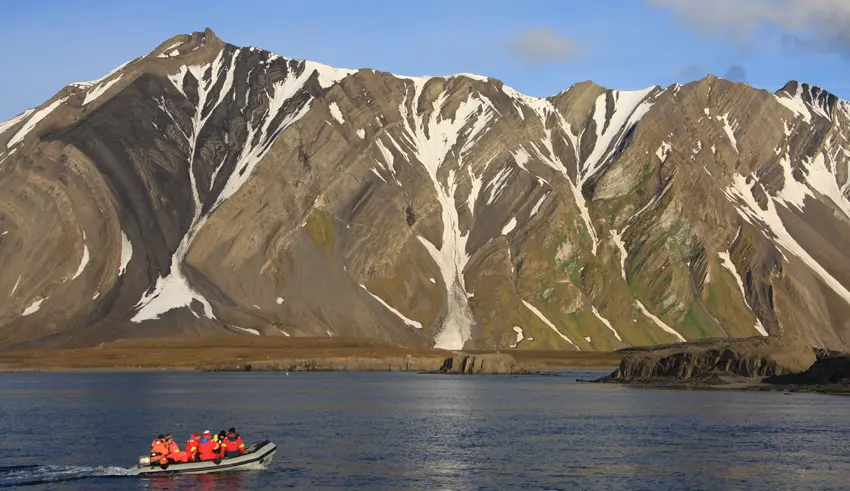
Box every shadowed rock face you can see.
[2,28,850,350]
[600,337,817,382]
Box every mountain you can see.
[1,28,850,351]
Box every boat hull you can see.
[134,440,276,476]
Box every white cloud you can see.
[507,28,581,63]
[649,0,850,53]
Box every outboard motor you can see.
[138,456,151,467]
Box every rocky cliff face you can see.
[2,28,850,350]
[599,337,817,382]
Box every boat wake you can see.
[0,464,135,487]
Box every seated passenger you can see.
[220,427,246,458]
[150,434,169,465]
[164,433,188,463]
[197,430,219,461]
[185,432,201,462]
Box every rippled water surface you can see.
[1,371,849,490]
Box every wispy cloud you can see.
[506,28,581,63]
[648,0,850,54]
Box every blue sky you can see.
[2,0,850,120]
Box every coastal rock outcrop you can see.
[764,353,850,386]
[439,353,522,374]
[598,337,816,382]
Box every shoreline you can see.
[0,336,623,373]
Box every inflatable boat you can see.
[133,440,276,476]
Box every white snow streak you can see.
[231,326,261,336]
[635,300,686,342]
[118,230,133,276]
[71,243,90,281]
[7,97,68,148]
[396,79,497,349]
[774,84,813,123]
[510,326,524,348]
[530,193,548,217]
[10,274,21,296]
[0,109,34,138]
[718,251,748,307]
[591,305,622,341]
[328,102,345,124]
[83,75,123,106]
[356,128,366,139]
[22,298,46,316]
[501,217,517,235]
[611,229,628,280]
[522,300,579,350]
[724,173,850,305]
[360,284,423,329]
[276,297,285,305]
[754,318,769,336]
[718,113,739,152]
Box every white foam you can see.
[522,300,579,350]
[360,284,423,329]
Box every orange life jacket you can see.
[150,439,168,456]
[221,433,245,456]
[197,435,218,461]
[185,437,199,460]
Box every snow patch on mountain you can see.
[501,217,517,235]
[395,78,497,349]
[718,251,748,307]
[361,284,422,329]
[329,102,345,124]
[7,97,68,148]
[118,230,133,276]
[22,298,46,316]
[726,173,850,305]
[0,109,34,138]
[10,274,21,297]
[71,241,90,281]
[83,75,123,106]
[510,326,524,347]
[591,305,622,341]
[635,300,686,342]
[522,300,579,350]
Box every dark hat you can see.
[229,427,236,434]
[157,434,165,439]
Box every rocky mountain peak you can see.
[1,32,850,352]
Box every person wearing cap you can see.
[163,433,188,463]
[197,430,219,461]
[185,432,201,462]
[220,427,246,458]
[150,434,169,465]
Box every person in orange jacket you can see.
[150,435,169,465]
[163,433,188,463]
[185,432,201,462]
[220,427,246,458]
[197,430,219,461]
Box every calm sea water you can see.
[0,371,848,490]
